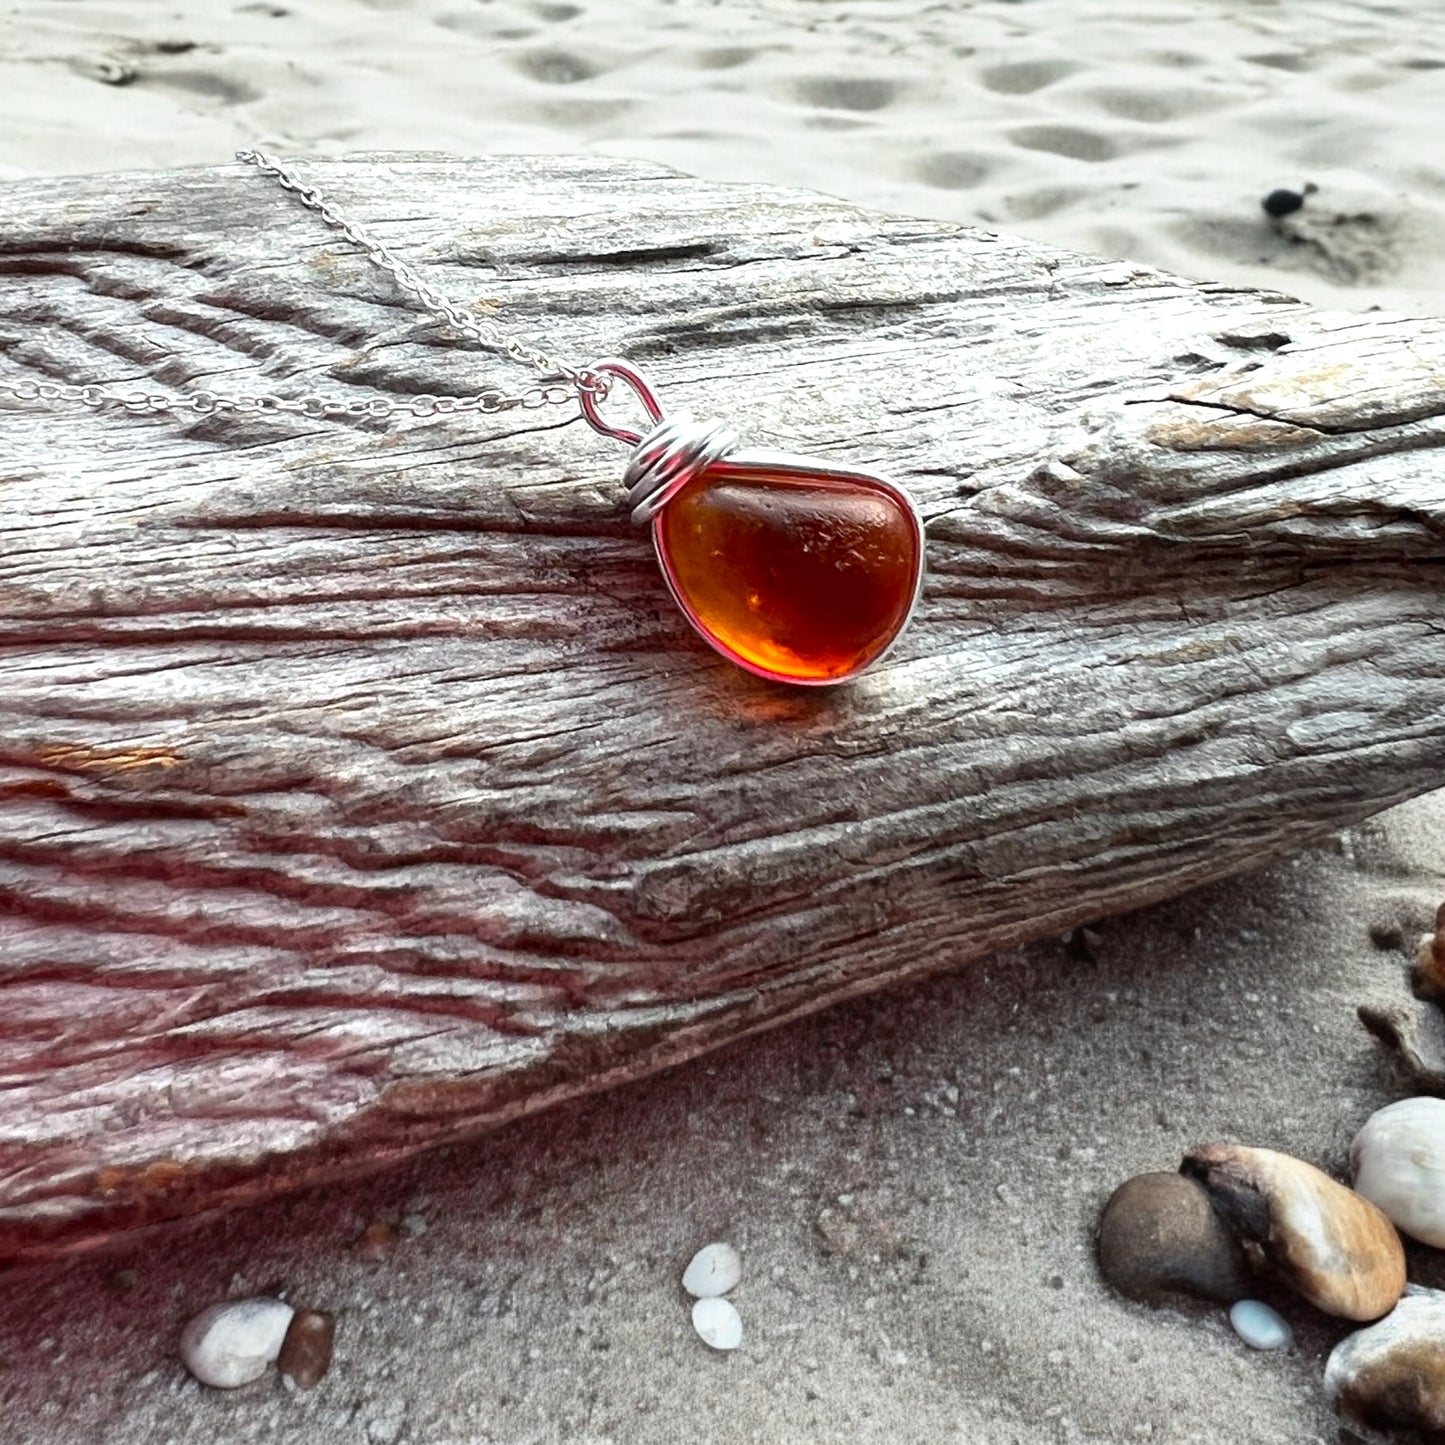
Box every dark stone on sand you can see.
[1263,188,1307,219]
[277,1309,335,1389]
[1097,1171,1248,1305]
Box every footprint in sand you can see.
[435,10,534,41]
[531,96,635,126]
[510,47,607,83]
[1005,183,1088,221]
[804,114,870,132]
[1170,192,1405,289]
[144,68,262,106]
[977,58,1079,95]
[794,76,899,112]
[1277,207,1404,285]
[73,44,261,103]
[692,46,757,71]
[913,152,994,190]
[1245,52,1313,72]
[1082,85,1234,123]
[1008,125,1117,162]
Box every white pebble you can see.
[691,1296,743,1351]
[1351,1097,1445,1248]
[179,1297,295,1388]
[1229,1299,1293,1351]
[682,1242,742,1298]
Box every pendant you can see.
[580,360,924,686]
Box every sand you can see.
[2,2,1444,1441]
[7,0,1445,316]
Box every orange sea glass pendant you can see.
[580,360,924,686]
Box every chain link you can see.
[0,378,574,418]
[0,150,609,421]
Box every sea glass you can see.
[653,459,922,684]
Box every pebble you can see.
[682,1242,742,1299]
[1261,181,1317,219]
[1413,902,1445,1001]
[691,1296,743,1351]
[1351,1096,1445,1248]
[1229,1299,1293,1351]
[1096,1172,1247,1305]
[277,1309,335,1389]
[1325,1287,1445,1443]
[82,56,139,86]
[1182,1144,1405,1321]
[366,1404,407,1445]
[179,1297,294,1388]
[356,1220,399,1262]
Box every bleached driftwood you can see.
[0,155,1442,1265]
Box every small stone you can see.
[1350,1097,1445,1248]
[277,1309,334,1389]
[88,56,138,86]
[1096,1172,1247,1306]
[683,1242,742,1298]
[814,1208,861,1258]
[179,1297,294,1388]
[1230,1299,1293,1351]
[1326,1287,1445,1443]
[692,1296,743,1352]
[1262,188,1307,219]
[1260,184,1317,218]
[1413,901,1445,1002]
[356,1220,399,1262]
[366,1404,406,1445]
[1183,1144,1406,1321]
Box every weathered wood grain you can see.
[0,154,1442,1264]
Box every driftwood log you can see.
[1,155,1443,1266]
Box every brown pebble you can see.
[277,1309,334,1389]
[1182,1144,1406,1321]
[1414,902,1445,1002]
[1096,1171,1247,1306]
[1326,1288,1445,1443]
[356,1220,398,1262]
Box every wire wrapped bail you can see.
[624,414,738,525]
[579,358,738,526]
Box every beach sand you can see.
[2,2,1444,1441]
[7,0,1445,316]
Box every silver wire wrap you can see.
[577,358,739,526]
[624,414,739,526]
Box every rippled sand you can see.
[5,0,1445,314]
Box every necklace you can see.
[0,151,925,686]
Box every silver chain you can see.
[0,149,609,420]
